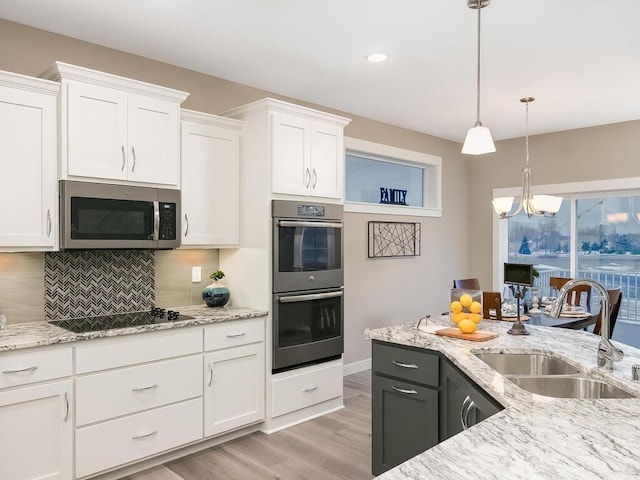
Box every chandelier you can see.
[492,97,563,218]
[461,0,495,155]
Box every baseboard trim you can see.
[343,358,371,376]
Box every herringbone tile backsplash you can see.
[44,250,155,321]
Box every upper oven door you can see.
[273,218,343,293]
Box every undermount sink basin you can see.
[474,353,581,376]
[510,376,636,399]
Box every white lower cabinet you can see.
[204,343,265,437]
[75,398,202,478]
[0,379,73,480]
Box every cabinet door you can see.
[67,81,128,180]
[271,112,310,196]
[0,86,56,248]
[203,343,265,437]
[0,380,72,480]
[128,95,180,185]
[372,374,439,476]
[309,122,344,199]
[181,121,240,245]
[441,360,503,441]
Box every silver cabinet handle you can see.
[226,332,246,338]
[312,168,317,188]
[302,385,318,392]
[64,392,70,422]
[305,168,311,188]
[2,365,39,374]
[461,395,475,430]
[121,145,126,171]
[132,430,158,440]
[184,214,189,237]
[392,360,419,369]
[46,209,51,237]
[132,384,158,392]
[391,385,418,395]
[207,363,213,387]
[131,146,136,172]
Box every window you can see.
[495,177,640,348]
[344,137,442,217]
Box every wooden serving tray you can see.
[436,327,499,342]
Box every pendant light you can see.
[492,97,563,218]
[461,0,496,155]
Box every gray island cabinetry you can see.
[372,340,503,476]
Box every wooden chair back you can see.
[453,278,481,290]
[549,276,592,307]
[483,291,502,320]
[593,288,622,337]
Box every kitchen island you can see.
[368,316,640,480]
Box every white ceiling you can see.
[1,0,638,142]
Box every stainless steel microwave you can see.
[59,180,181,250]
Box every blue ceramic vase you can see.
[202,281,230,307]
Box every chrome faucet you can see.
[548,278,624,370]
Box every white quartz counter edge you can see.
[368,316,640,480]
[0,305,268,352]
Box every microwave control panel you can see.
[159,202,177,240]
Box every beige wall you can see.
[0,19,472,366]
[469,120,640,288]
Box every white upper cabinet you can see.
[46,62,188,187]
[181,110,243,247]
[224,98,350,202]
[0,70,58,250]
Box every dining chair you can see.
[482,291,502,320]
[593,288,622,337]
[549,277,592,307]
[453,278,481,290]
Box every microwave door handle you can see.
[153,201,160,241]
[278,221,343,229]
[279,290,344,303]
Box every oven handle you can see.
[278,220,343,229]
[279,290,344,303]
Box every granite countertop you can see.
[0,305,268,352]
[368,316,640,480]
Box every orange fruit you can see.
[450,301,463,313]
[451,312,467,324]
[459,293,473,307]
[469,301,482,314]
[458,319,478,334]
[468,313,482,324]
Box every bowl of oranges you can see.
[450,289,482,334]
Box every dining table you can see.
[522,310,598,330]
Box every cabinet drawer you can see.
[76,398,203,478]
[204,317,264,351]
[372,341,439,387]
[76,355,202,426]
[76,328,202,374]
[0,347,72,389]
[272,361,342,418]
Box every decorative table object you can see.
[202,270,230,307]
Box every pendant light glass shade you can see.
[462,125,496,155]
[462,0,495,155]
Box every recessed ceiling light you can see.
[365,53,389,63]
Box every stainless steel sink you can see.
[510,376,636,399]
[474,353,581,376]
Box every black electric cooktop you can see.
[50,308,194,334]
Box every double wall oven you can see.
[272,200,344,373]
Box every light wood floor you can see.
[126,370,372,480]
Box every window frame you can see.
[344,137,442,217]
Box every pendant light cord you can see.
[475,4,482,126]
[525,99,530,167]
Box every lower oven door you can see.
[272,287,344,373]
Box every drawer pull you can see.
[392,360,419,369]
[391,385,418,395]
[132,430,158,440]
[132,384,158,392]
[2,365,39,374]
[208,363,213,387]
[226,332,246,338]
[302,385,318,393]
[64,392,70,422]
